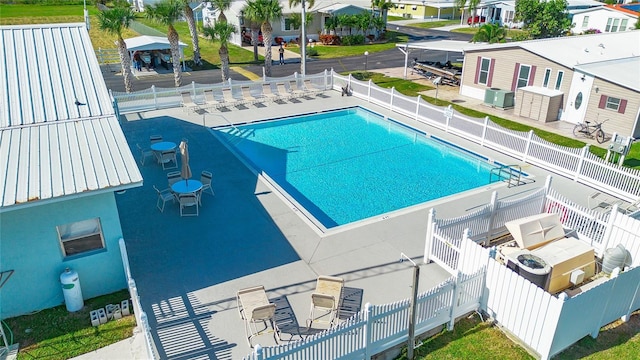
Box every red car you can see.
[467,16,487,25]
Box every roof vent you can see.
[584,48,589,53]
[598,43,605,48]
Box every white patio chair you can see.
[200,171,215,196]
[307,275,344,329]
[179,193,199,216]
[153,185,175,212]
[136,143,154,166]
[150,135,163,144]
[249,83,269,104]
[203,89,224,109]
[270,82,291,102]
[237,285,281,347]
[167,171,181,188]
[159,149,178,170]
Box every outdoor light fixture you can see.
[364,51,369,71]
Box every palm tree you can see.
[209,0,232,22]
[203,22,236,81]
[180,0,202,66]
[245,0,282,77]
[97,5,136,93]
[371,0,394,24]
[454,0,467,25]
[289,0,315,73]
[472,23,506,43]
[468,0,481,26]
[145,0,184,87]
[249,20,261,61]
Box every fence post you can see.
[191,81,196,97]
[389,87,395,110]
[254,344,263,360]
[484,192,498,246]
[324,69,329,89]
[363,302,372,360]
[599,204,618,251]
[541,175,553,213]
[367,79,372,102]
[522,130,534,162]
[151,85,158,109]
[480,116,489,146]
[424,209,436,264]
[622,268,640,322]
[448,269,461,331]
[573,146,590,181]
[415,95,421,121]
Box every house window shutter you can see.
[487,59,495,87]
[474,57,481,84]
[528,66,536,86]
[598,95,607,109]
[618,99,627,114]
[511,63,520,91]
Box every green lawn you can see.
[0,4,100,18]
[285,31,408,59]
[5,290,136,360]
[408,20,460,29]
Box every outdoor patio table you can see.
[171,179,203,195]
[150,141,176,152]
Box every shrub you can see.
[341,34,365,46]
[319,34,340,45]
[306,47,318,56]
[582,28,601,34]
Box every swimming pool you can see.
[216,107,502,230]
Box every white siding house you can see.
[0,23,143,317]
[571,4,638,34]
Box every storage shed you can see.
[514,86,564,123]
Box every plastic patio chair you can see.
[150,135,163,144]
[153,185,175,212]
[200,171,215,196]
[159,149,178,170]
[178,193,199,216]
[167,171,181,188]
[136,143,154,166]
[306,275,344,329]
[236,285,281,347]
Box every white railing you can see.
[111,70,332,115]
[244,269,485,360]
[333,72,640,203]
[119,238,159,360]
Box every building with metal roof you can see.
[0,23,143,317]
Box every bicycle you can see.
[573,119,608,144]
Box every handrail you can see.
[490,165,522,188]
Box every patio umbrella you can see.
[179,140,192,183]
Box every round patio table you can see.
[150,141,176,152]
[171,179,203,194]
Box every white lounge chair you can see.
[307,275,344,329]
[269,82,291,103]
[237,285,281,347]
[180,92,198,112]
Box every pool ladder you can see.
[490,165,523,188]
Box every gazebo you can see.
[123,35,188,71]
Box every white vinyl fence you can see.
[119,238,159,360]
[424,183,640,360]
[244,269,485,360]
[333,72,640,203]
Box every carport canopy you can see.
[396,40,491,79]
[123,35,188,70]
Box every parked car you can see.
[242,29,263,46]
[467,16,487,25]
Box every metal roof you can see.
[0,23,142,211]
[576,56,640,92]
[124,35,187,52]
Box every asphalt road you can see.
[103,27,473,93]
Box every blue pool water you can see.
[217,107,497,229]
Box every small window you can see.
[606,97,621,111]
[554,71,564,90]
[479,58,491,85]
[620,19,628,31]
[605,18,612,32]
[581,16,589,28]
[575,92,583,110]
[542,68,552,88]
[57,218,105,257]
[517,64,531,89]
[611,18,620,32]
[283,17,299,31]
[412,5,417,10]
[400,4,405,9]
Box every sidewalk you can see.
[69,330,147,360]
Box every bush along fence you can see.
[119,238,160,360]
[426,177,640,360]
[333,72,640,203]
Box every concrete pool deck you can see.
[110,90,601,359]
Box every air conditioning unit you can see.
[494,90,515,108]
[484,88,499,105]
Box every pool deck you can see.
[113,90,600,359]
